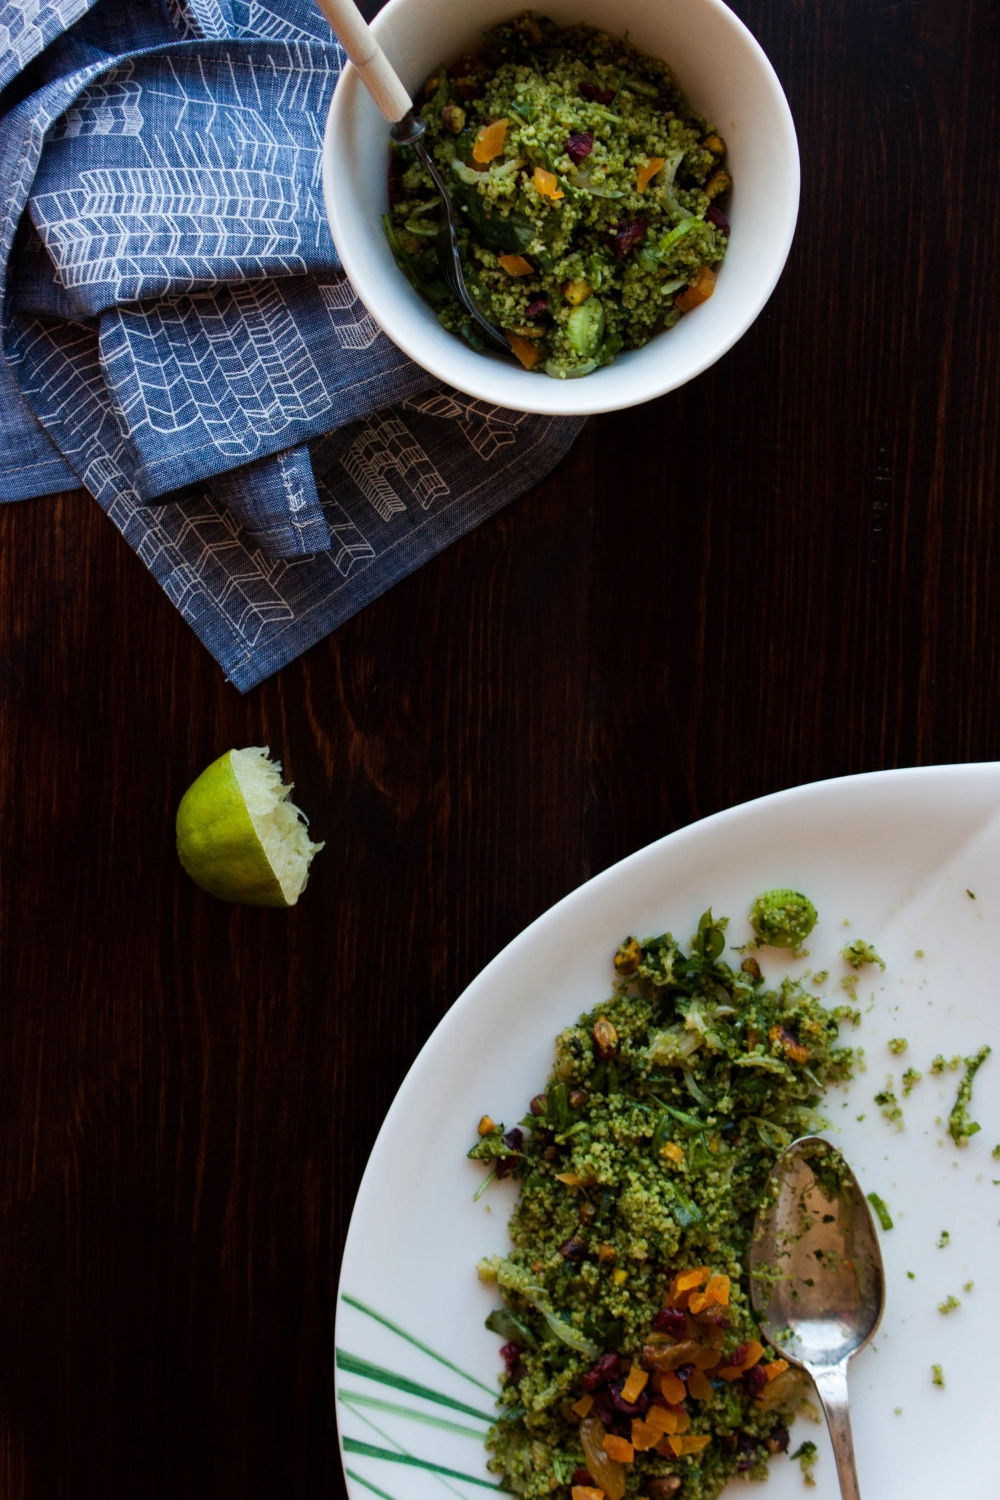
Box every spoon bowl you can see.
[749,1136,885,1500]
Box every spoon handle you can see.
[811,1362,862,1500]
[314,0,412,122]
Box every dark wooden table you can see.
[0,0,996,1493]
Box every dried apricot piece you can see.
[602,1435,635,1464]
[506,333,541,370]
[533,166,565,199]
[472,118,508,162]
[620,1367,649,1404]
[497,254,534,276]
[675,266,716,313]
[636,156,665,192]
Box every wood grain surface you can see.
[0,0,997,1494]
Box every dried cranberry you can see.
[706,203,730,235]
[609,1376,650,1417]
[503,1128,524,1151]
[743,1363,767,1398]
[565,132,594,164]
[581,1351,621,1392]
[765,1423,790,1455]
[735,1435,758,1473]
[571,1472,596,1489]
[727,1342,753,1370]
[608,219,647,259]
[579,81,615,105]
[652,1307,688,1338]
[496,1155,517,1179]
[525,295,549,318]
[499,1342,521,1374]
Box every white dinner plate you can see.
[335,764,1000,1500]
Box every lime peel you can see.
[176,746,323,907]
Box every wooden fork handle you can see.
[314,0,412,122]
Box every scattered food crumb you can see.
[948,1045,991,1146]
[915,949,924,958]
[894,1406,902,1415]
[833,1004,861,1026]
[812,969,829,985]
[931,1364,945,1388]
[856,1113,866,1122]
[963,1280,974,1293]
[937,1230,950,1248]
[875,1078,903,1127]
[841,939,886,971]
[938,1294,961,1314]
[888,1037,908,1054]
[993,1145,1000,1159]
[867,1192,893,1230]
[902,1067,922,1096]
[790,1440,818,1486]
[931,1054,962,1073]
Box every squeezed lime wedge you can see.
[176,746,323,906]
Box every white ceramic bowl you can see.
[323,0,800,416]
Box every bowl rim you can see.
[323,0,801,416]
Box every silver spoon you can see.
[749,1136,885,1500]
[314,0,514,358]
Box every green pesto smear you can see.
[385,13,731,377]
[471,898,854,1500]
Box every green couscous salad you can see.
[470,898,855,1500]
[385,13,732,378]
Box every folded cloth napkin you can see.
[0,0,583,689]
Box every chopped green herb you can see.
[967,889,976,899]
[790,1440,818,1485]
[867,1191,893,1230]
[937,1230,950,1248]
[931,1363,945,1387]
[875,1078,903,1127]
[841,939,886,971]
[993,1144,1000,1160]
[948,1044,991,1146]
[938,1294,960,1314]
[902,1067,922,1096]
[907,1270,915,1279]
[888,1037,908,1054]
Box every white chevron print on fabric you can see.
[104,283,333,453]
[165,0,231,39]
[318,279,381,352]
[51,77,143,140]
[35,166,307,296]
[404,389,526,462]
[0,0,93,89]
[341,410,449,521]
[33,50,335,301]
[231,1,331,43]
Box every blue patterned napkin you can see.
[0,0,582,689]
